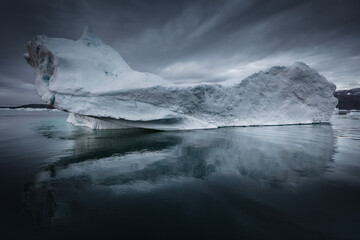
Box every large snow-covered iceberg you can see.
[25,27,338,130]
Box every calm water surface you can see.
[0,110,359,239]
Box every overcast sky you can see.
[0,0,359,105]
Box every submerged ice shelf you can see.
[25,27,338,130]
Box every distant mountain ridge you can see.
[334,88,360,110]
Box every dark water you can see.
[0,110,359,239]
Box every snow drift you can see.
[25,27,338,130]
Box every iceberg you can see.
[25,27,338,130]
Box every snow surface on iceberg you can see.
[25,27,338,130]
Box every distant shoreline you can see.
[0,104,55,109]
[334,88,360,110]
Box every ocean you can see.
[0,110,359,239]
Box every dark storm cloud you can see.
[0,0,359,104]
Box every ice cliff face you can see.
[25,27,338,130]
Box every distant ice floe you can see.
[25,26,338,130]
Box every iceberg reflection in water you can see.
[36,124,335,189]
[25,122,335,224]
